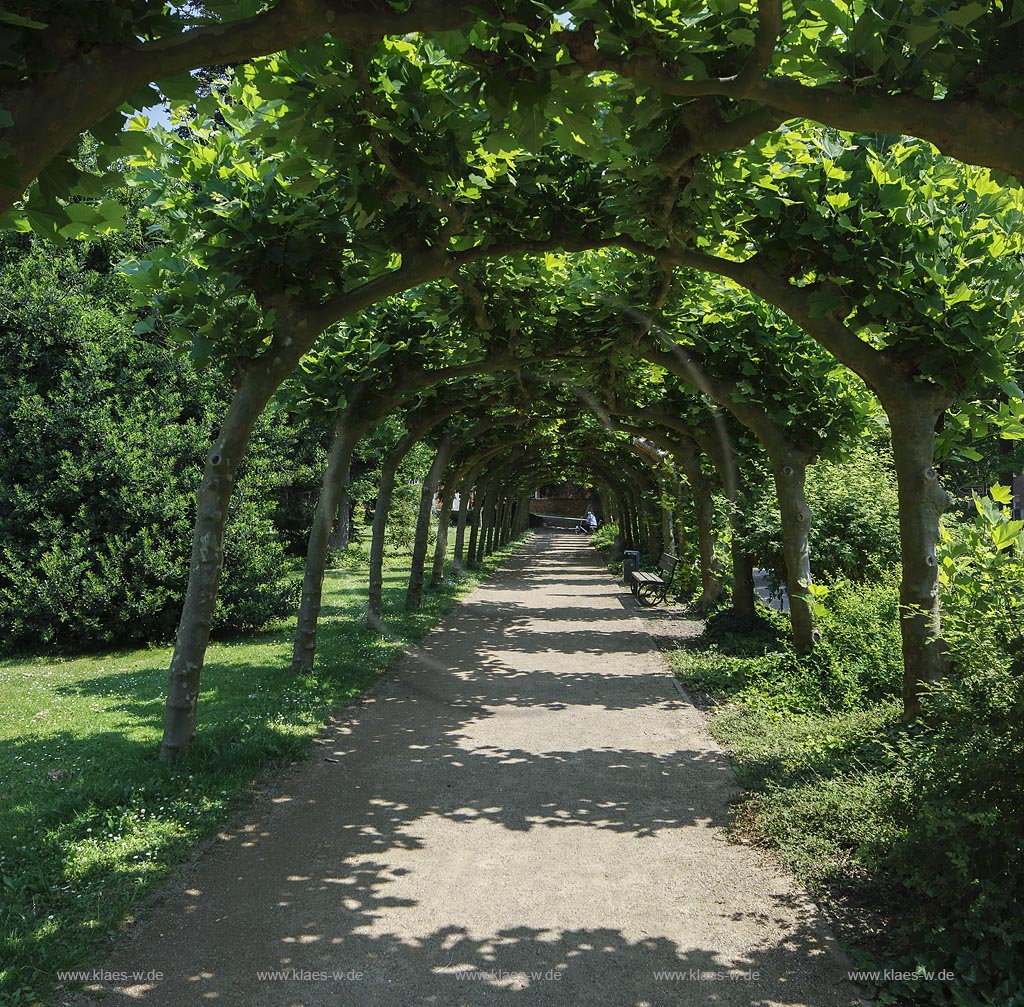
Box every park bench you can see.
[630,553,678,607]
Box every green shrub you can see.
[741,445,901,590]
[590,521,619,550]
[864,497,1024,999]
[810,572,903,704]
[701,605,789,655]
[679,576,902,714]
[939,485,1024,675]
[875,666,1024,1002]
[0,241,298,652]
[681,547,1022,1005]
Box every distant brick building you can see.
[529,482,597,518]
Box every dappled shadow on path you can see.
[64,535,858,1007]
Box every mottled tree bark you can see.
[430,475,460,588]
[366,449,403,631]
[697,430,756,618]
[661,505,675,556]
[889,400,951,717]
[515,491,532,536]
[291,412,364,673]
[483,492,497,555]
[161,368,277,762]
[731,547,757,618]
[675,443,723,613]
[406,436,452,609]
[501,494,515,546]
[767,450,816,653]
[623,500,637,550]
[328,493,351,552]
[466,486,485,568]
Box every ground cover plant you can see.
[668,497,1024,1005]
[0,533,528,1005]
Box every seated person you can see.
[575,509,599,534]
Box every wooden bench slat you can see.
[631,571,663,584]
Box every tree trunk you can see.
[160,370,275,762]
[618,497,634,549]
[635,492,649,553]
[676,448,722,613]
[731,542,757,618]
[467,487,484,568]
[493,496,504,548]
[691,488,721,611]
[430,478,458,588]
[647,499,663,557]
[407,437,452,609]
[454,483,471,566]
[291,413,363,674]
[769,451,817,652]
[499,496,510,546]
[673,503,686,566]
[367,447,406,630]
[328,492,350,551]
[501,494,515,545]
[516,491,531,536]
[627,496,641,551]
[698,433,756,618]
[889,400,951,718]
[490,497,503,551]
[483,491,497,555]
[661,505,674,556]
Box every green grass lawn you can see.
[0,535,527,1005]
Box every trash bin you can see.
[622,550,640,586]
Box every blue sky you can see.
[141,103,175,128]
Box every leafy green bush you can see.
[680,528,1022,1005]
[680,576,902,714]
[0,241,298,652]
[701,605,788,655]
[589,520,619,550]
[876,665,1024,1002]
[868,489,1024,999]
[939,484,1024,674]
[741,445,901,590]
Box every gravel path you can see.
[67,531,862,1007]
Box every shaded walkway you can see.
[69,533,861,1006]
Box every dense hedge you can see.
[0,239,303,653]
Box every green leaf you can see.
[944,2,987,27]
[989,483,1013,506]
[991,520,1024,551]
[807,288,844,318]
[156,71,198,102]
[0,11,47,29]
[727,28,756,46]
